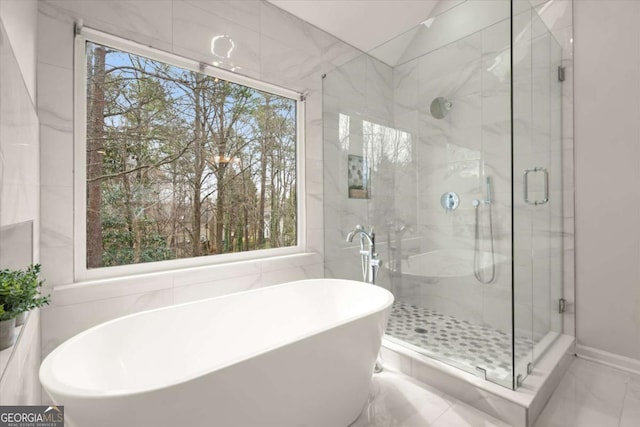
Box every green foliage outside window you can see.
[85,42,297,269]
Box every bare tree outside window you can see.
[85,41,298,269]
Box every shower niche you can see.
[323,0,566,393]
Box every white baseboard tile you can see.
[576,344,640,376]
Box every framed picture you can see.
[348,154,370,199]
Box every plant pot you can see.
[0,317,17,351]
[15,311,27,326]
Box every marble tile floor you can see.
[535,357,640,427]
[350,369,510,427]
[351,357,640,426]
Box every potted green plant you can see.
[9,265,50,326]
[0,265,50,350]
[0,305,20,350]
[0,272,21,351]
[0,306,18,350]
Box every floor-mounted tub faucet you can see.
[346,224,381,285]
[346,224,384,374]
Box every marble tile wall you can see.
[0,4,41,406]
[0,222,33,272]
[322,53,398,285]
[370,0,511,67]
[421,29,499,329]
[390,17,516,333]
[0,0,38,104]
[36,0,360,358]
[0,14,39,260]
[0,310,42,405]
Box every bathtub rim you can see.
[40,278,393,399]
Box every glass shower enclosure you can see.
[322,0,563,389]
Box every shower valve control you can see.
[440,192,460,212]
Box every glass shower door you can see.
[512,1,564,386]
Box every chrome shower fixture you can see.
[473,176,492,206]
[346,224,384,373]
[473,176,496,284]
[430,96,453,119]
[441,191,460,211]
[346,224,380,285]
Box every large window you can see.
[76,30,302,277]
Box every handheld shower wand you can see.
[473,176,496,284]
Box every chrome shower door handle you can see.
[523,167,549,206]
[523,168,534,205]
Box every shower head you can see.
[430,96,452,119]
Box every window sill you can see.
[48,251,322,308]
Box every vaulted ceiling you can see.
[266,0,457,53]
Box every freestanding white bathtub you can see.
[39,278,393,427]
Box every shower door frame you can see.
[511,0,565,388]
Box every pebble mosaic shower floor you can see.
[385,300,538,382]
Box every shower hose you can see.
[473,200,496,284]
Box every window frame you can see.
[73,27,306,281]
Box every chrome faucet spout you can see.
[345,224,380,285]
[346,224,365,242]
[346,225,374,246]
